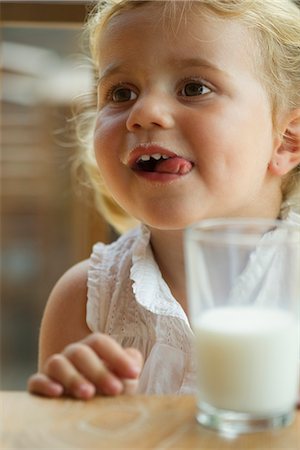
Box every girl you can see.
[28,0,300,399]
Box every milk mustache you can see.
[194,307,299,414]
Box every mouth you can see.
[128,145,194,176]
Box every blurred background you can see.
[2,0,300,392]
[1,0,113,390]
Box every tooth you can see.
[152,153,162,160]
[139,155,151,161]
[162,155,169,159]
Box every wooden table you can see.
[1,391,299,449]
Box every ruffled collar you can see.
[129,210,300,320]
[280,200,300,222]
[130,224,190,324]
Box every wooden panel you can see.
[1,1,92,25]
[1,392,300,449]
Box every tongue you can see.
[156,157,193,175]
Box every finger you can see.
[44,354,96,399]
[124,347,144,370]
[82,333,142,379]
[122,378,139,395]
[63,343,124,396]
[27,373,64,398]
[121,349,143,395]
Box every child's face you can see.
[94,3,282,230]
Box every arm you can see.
[28,260,143,399]
[38,260,91,368]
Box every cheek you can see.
[190,116,272,189]
[94,113,115,148]
[93,117,131,199]
[188,118,234,171]
[93,114,122,166]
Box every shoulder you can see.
[46,259,90,314]
[38,260,91,368]
[54,259,90,298]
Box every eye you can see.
[110,86,137,103]
[180,82,211,97]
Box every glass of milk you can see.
[184,218,300,435]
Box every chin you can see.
[140,213,203,231]
[125,200,215,231]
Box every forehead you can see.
[97,2,257,75]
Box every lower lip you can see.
[133,170,191,183]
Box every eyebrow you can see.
[98,56,230,84]
[171,57,231,78]
[98,62,127,85]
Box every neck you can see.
[148,227,188,314]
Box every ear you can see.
[269,108,300,176]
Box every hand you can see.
[28,333,143,399]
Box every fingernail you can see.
[49,383,63,396]
[104,378,123,395]
[75,384,95,399]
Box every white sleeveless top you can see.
[86,209,300,395]
[87,225,196,394]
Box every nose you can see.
[126,91,175,131]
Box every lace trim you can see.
[130,225,189,324]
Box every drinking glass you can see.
[184,218,300,435]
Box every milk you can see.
[193,307,299,414]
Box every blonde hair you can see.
[75,0,300,233]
